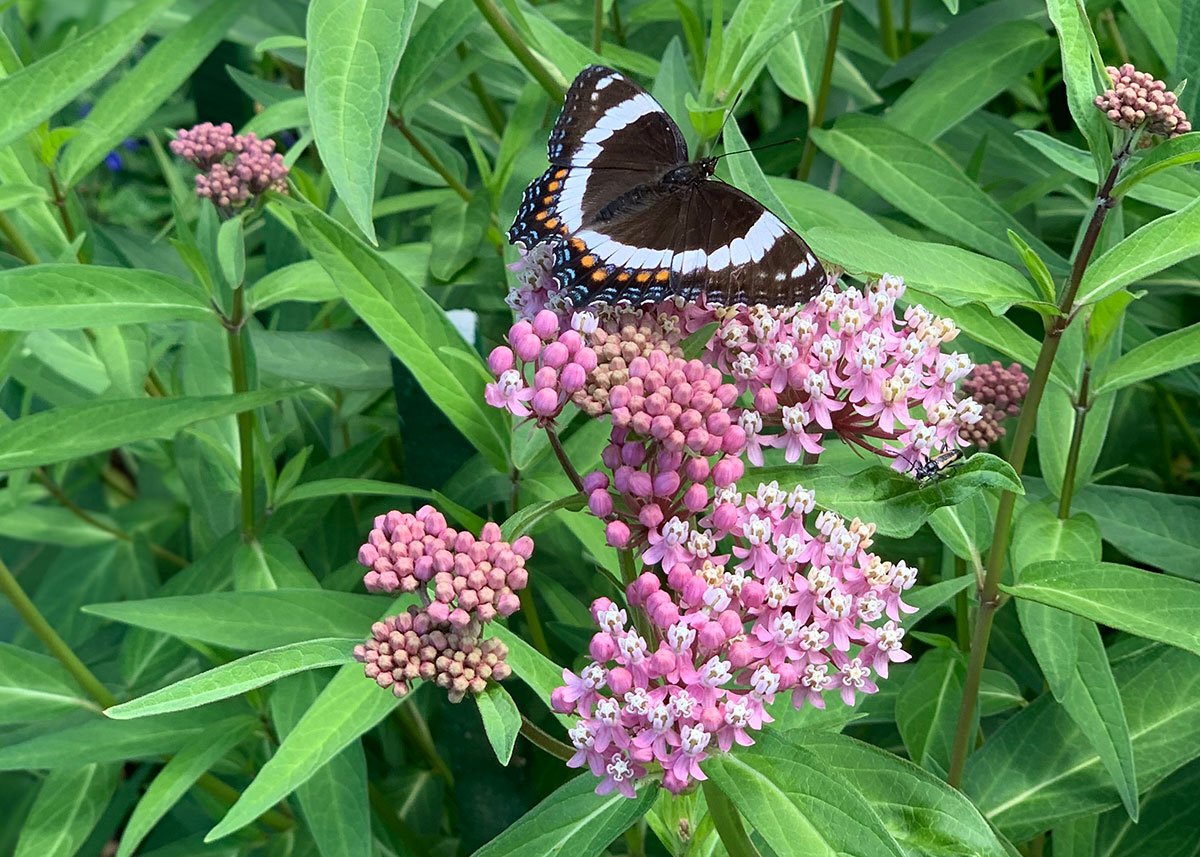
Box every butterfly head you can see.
[662,157,718,187]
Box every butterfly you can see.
[508,64,827,308]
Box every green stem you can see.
[521,575,553,657]
[0,210,38,264]
[877,0,898,59]
[946,143,1131,788]
[225,287,257,543]
[610,0,626,46]
[592,0,604,53]
[0,556,115,708]
[395,701,455,787]
[545,425,586,492]
[456,44,507,136]
[471,0,565,100]
[702,780,761,857]
[797,3,842,181]
[196,773,293,832]
[954,555,970,653]
[34,470,187,568]
[1057,365,1091,519]
[389,112,474,202]
[902,0,912,53]
[520,714,575,761]
[48,172,78,244]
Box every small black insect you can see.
[903,449,965,484]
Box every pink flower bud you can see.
[683,483,709,513]
[653,470,681,497]
[533,365,558,390]
[488,346,514,375]
[588,489,613,518]
[448,608,471,630]
[583,471,610,492]
[532,310,559,340]
[722,425,747,454]
[701,707,723,732]
[605,520,631,547]
[648,647,675,677]
[551,686,575,713]
[644,589,670,614]
[713,456,743,487]
[698,621,726,649]
[497,590,521,615]
[514,332,542,363]
[512,535,534,559]
[652,601,680,628]
[635,572,661,601]
[776,663,799,689]
[706,411,731,436]
[506,568,528,590]
[542,341,569,369]
[754,387,778,413]
[531,388,561,417]
[607,667,633,696]
[589,633,617,661]
[427,601,450,623]
[712,502,739,533]
[609,385,631,409]
[358,544,380,566]
[683,577,707,606]
[560,362,587,392]
[638,503,664,529]
[481,522,502,543]
[728,639,755,667]
[685,457,711,483]
[576,347,597,372]
[740,580,765,609]
[628,471,653,497]
[667,564,693,591]
[718,609,743,639]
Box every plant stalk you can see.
[225,287,258,543]
[946,143,1131,788]
[471,0,565,100]
[0,210,38,264]
[520,714,575,761]
[592,0,604,53]
[954,555,970,653]
[1057,365,1091,519]
[388,112,474,202]
[0,556,116,707]
[877,0,898,59]
[702,780,762,857]
[797,3,843,181]
[456,45,507,136]
[545,425,586,492]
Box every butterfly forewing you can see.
[508,64,828,309]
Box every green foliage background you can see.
[1,0,1199,856]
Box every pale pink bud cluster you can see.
[589,350,746,555]
[485,309,599,423]
[699,274,977,472]
[355,606,512,702]
[959,361,1028,449]
[358,505,532,627]
[574,307,686,417]
[171,123,288,210]
[1095,64,1191,138]
[553,481,913,796]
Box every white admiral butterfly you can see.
[508,65,827,308]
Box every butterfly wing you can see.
[508,65,688,250]
[557,181,827,307]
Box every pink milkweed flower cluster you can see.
[486,310,599,424]
[584,350,747,553]
[170,122,288,211]
[959,361,1029,449]
[552,480,914,796]
[506,243,568,321]
[354,505,533,703]
[1095,64,1191,138]
[699,275,979,472]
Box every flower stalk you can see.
[797,3,843,181]
[946,138,1133,788]
[702,780,762,857]
[471,0,565,101]
[1057,365,1091,519]
[520,713,575,761]
[0,210,38,264]
[224,286,258,542]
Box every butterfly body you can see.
[509,65,826,308]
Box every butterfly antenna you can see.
[715,136,804,160]
[712,90,746,149]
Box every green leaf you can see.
[703,731,904,857]
[905,576,973,627]
[965,644,1200,840]
[490,624,573,730]
[500,493,585,541]
[476,682,521,765]
[1095,761,1200,857]
[1070,484,1200,579]
[251,329,391,390]
[232,535,321,591]
[248,260,339,309]
[85,591,386,651]
[270,671,371,857]
[812,115,1061,268]
[59,0,245,185]
[0,265,212,330]
[797,731,1011,857]
[0,389,294,470]
[288,199,509,470]
[429,193,490,281]
[277,477,433,506]
[0,0,173,150]
[471,773,657,857]
[896,648,966,773]
[1076,197,1200,305]
[106,638,358,719]
[1045,0,1110,177]
[747,454,1022,538]
[13,762,120,857]
[205,664,399,841]
[929,491,995,571]
[887,21,1053,142]
[1113,132,1200,198]
[305,0,418,243]
[0,183,49,212]
[116,717,259,857]
[804,227,1038,315]
[1008,230,1057,304]
[1092,321,1200,394]
[1002,560,1200,655]
[0,642,96,724]
[0,706,239,770]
